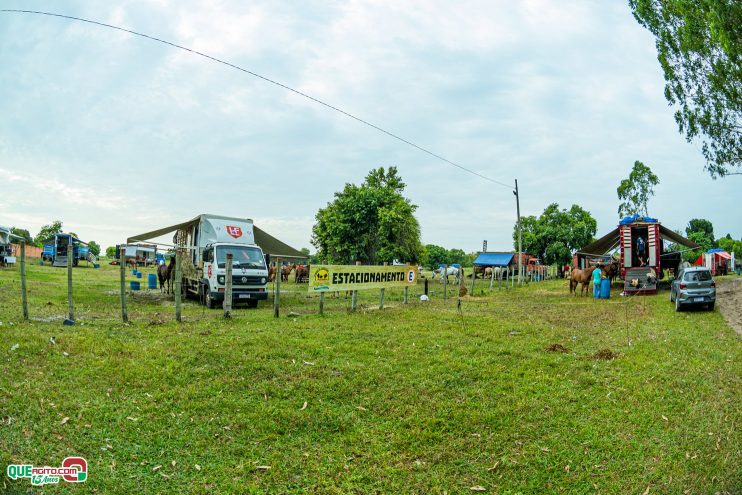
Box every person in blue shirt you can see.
[592,263,603,298]
[636,236,646,265]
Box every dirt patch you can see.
[716,278,742,338]
[545,343,570,353]
[592,348,619,360]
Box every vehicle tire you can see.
[247,300,258,309]
[669,289,674,302]
[204,283,215,309]
[675,295,682,312]
[708,302,715,311]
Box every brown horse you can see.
[295,264,310,283]
[158,257,176,294]
[569,265,597,296]
[281,263,294,282]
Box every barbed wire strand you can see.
[0,9,514,190]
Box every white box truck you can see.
[129,215,271,309]
[187,215,269,308]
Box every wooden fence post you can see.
[380,261,388,309]
[224,253,233,318]
[459,266,465,297]
[67,237,74,322]
[174,248,182,322]
[404,286,408,304]
[119,246,128,323]
[20,241,28,320]
[443,265,448,302]
[319,291,324,315]
[351,260,361,311]
[274,259,280,318]
[470,265,476,295]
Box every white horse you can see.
[432,266,460,284]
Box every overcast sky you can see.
[1,1,739,253]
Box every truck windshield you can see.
[216,246,265,269]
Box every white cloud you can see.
[0,0,739,253]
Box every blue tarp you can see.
[473,252,514,267]
[619,214,658,225]
[707,248,726,254]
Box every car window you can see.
[684,270,711,282]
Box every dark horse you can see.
[158,256,176,294]
[603,260,620,286]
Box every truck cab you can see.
[200,242,269,308]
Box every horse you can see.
[268,265,276,282]
[295,264,309,283]
[158,256,176,294]
[569,265,597,296]
[603,260,620,286]
[281,264,294,282]
[432,266,460,284]
[471,266,486,279]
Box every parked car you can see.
[670,266,716,311]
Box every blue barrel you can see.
[93,263,100,269]
[599,278,611,299]
[131,269,138,276]
[136,272,142,279]
[148,273,157,289]
[130,281,140,291]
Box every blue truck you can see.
[43,234,97,267]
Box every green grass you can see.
[0,261,740,494]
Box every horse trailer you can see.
[578,215,700,295]
[48,233,97,267]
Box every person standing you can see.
[592,263,603,299]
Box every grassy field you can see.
[0,261,740,494]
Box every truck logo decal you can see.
[226,226,243,238]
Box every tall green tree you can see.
[34,221,63,245]
[87,241,101,257]
[422,244,449,269]
[512,203,597,266]
[630,0,741,177]
[686,218,715,238]
[10,227,34,245]
[617,161,660,217]
[717,235,742,259]
[311,167,423,264]
[105,246,117,258]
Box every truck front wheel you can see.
[203,282,216,309]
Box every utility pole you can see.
[514,179,522,287]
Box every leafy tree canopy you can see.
[630,0,741,177]
[34,221,63,245]
[87,241,101,257]
[105,246,117,258]
[717,236,742,259]
[311,167,422,264]
[686,218,714,238]
[10,227,34,245]
[512,203,597,266]
[617,161,660,218]
[420,245,474,269]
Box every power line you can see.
[1,9,514,190]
